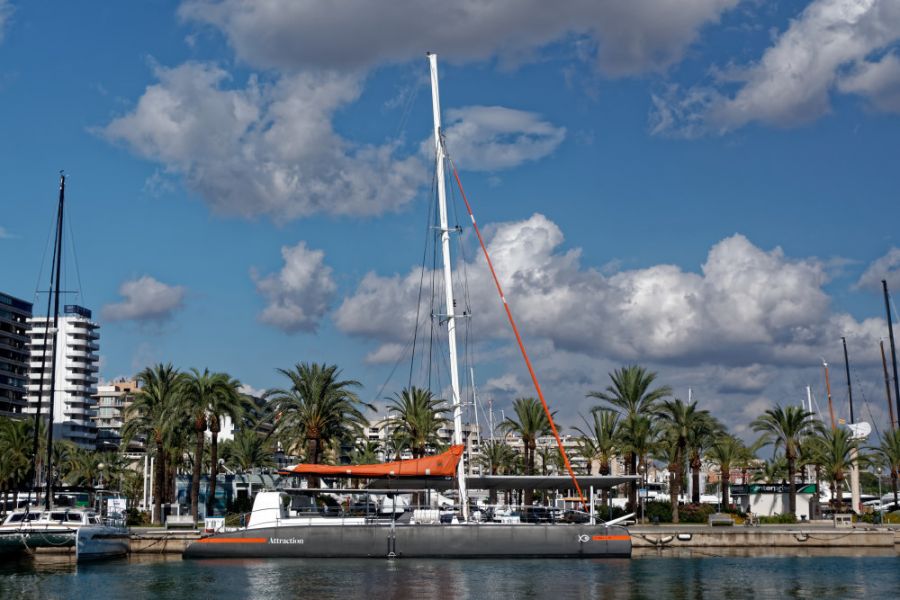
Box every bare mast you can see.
[428,53,469,520]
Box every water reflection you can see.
[1,553,898,599]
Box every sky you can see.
[2,0,900,441]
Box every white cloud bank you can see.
[335,213,884,368]
[652,0,900,137]
[101,63,570,221]
[0,1,12,43]
[855,247,900,292]
[252,241,336,333]
[178,0,738,76]
[102,276,186,322]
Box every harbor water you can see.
[1,551,898,599]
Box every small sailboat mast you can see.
[428,53,469,520]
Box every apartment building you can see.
[26,304,100,449]
[0,292,32,418]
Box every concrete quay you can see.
[629,523,899,551]
[119,523,900,555]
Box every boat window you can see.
[24,512,42,522]
[88,517,100,525]
[6,514,25,523]
[50,512,67,522]
[67,513,83,523]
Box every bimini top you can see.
[279,444,464,479]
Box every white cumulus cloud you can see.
[252,241,336,333]
[178,0,738,76]
[855,247,900,292]
[442,106,566,172]
[651,0,900,136]
[102,276,187,322]
[336,213,883,368]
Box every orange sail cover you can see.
[280,445,464,478]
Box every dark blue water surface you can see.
[1,553,898,599]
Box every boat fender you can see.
[676,533,692,542]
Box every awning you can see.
[278,445,464,478]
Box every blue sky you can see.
[2,0,900,437]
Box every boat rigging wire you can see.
[447,159,587,506]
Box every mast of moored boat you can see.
[880,340,896,429]
[882,280,900,427]
[44,173,66,510]
[427,52,469,521]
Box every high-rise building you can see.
[26,304,100,449]
[94,379,139,452]
[0,291,32,418]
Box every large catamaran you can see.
[184,54,634,559]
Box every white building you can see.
[93,379,139,452]
[363,416,482,474]
[26,304,100,449]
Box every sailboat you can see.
[183,54,634,559]
[0,174,129,561]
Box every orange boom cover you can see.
[280,444,464,478]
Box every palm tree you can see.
[0,417,34,512]
[65,446,104,508]
[181,368,244,521]
[267,363,371,469]
[751,404,815,515]
[752,456,788,483]
[222,429,276,473]
[869,429,900,506]
[658,398,705,511]
[205,375,245,517]
[809,426,866,511]
[350,440,382,465]
[122,363,182,524]
[475,440,519,505]
[387,386,448,458]
[705,434,744,508]
[654,432,683,523]
[686,412,722,503]
[500,397,553,506]
[588,366,671,509]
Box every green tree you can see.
[654,432,684,524]
[387,386,448,458]
[588,366,671,509]
[809,426,867,511]
[222,429,276,473]
[658,398,708,521]
[475,440,517,505]
[0,417,34,513]
[751,405,815,515]
[181,368,244,521]
[205,375,245,517]
[500,397,553,506]
[686,411,723,503]
[869,428,900,506]
[267,363,371,467]
[122,363,182,524]
[705,434,744,508]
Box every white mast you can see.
[428,52,469,520]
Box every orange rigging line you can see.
[449,160,587,506]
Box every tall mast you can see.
[842,337,854,424]
[882,280,900,426]
[880,340,896,430]
[823,359,836,431]
[428,53,468,520]
[44,173,66,510]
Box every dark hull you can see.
[183,523,631,559]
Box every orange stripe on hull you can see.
[591,535,631,541]
[198,537,268,544]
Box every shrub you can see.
[125,508,150,527]
[757,512,797,524]
[679,503,716,524]
[643,501,672,523]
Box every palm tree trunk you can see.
[191,421,204,522]
[787,456,796,516]
[669,467,680,524]
[892,469,898,506]
[207,431,219,517]
[154,442,165,524]
[627,451,637,511]
[691,453,701,504]
[524,444,535,507]
[835,476,843,510]
[722,472,730,508]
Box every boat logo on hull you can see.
[269,537,305,545]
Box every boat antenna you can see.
[427,52,469,520]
